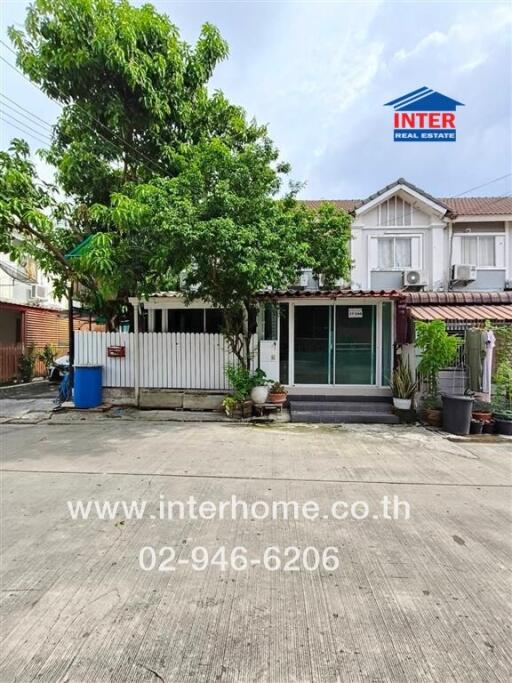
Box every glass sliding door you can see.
[292,303,381,385]
[294,305,332,384]
[334,305,376,385]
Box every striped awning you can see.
[409,304,512,322]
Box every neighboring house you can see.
[302,178,512,293]
[0,251,66,345]
[0,251,103,382]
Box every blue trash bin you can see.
[74,365,103,409]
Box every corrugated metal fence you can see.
[75,332,257,390]
[0,343,68,383]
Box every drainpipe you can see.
[133,299,140,407]
[68,282,74,390]
[447,219,454,290]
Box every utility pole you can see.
[68,282,74,389]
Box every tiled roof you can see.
[301,177,512,216]
[405,291,512,305]
[437,196,512,215]
[301,199,361,212]
[258,288,403,299]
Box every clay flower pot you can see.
[472,411,492,423]
[268,392,287,404]
[424,408,442,427]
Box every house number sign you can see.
[348,308,363,319]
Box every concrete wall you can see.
[370,271,403,290]
[451,270,506,292]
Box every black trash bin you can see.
[442,395,474,435]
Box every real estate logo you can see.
[384,87,464,142]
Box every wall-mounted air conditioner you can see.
[296,269,318,289]
[402,269,426,287]
[451,264,477,282]
[29,284,48,300]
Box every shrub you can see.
[18,345,36,383]
[415,321,460,398]
[225,365,268,402]
[38,344,56,376]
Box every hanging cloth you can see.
[465,329,486,392]
[481,330,496,399]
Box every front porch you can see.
[258,289,404,397]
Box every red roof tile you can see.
[301,195,512,216]
[405,291,512,305]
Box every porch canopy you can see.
[406,291,512,323]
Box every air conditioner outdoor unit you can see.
[451,264,477,282]
[297,269,317,289]
[30,284,48,300]
[402,269,425,287]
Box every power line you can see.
[0,108,52,141]
[0,92,54,130]
[0,42,168,177]
[454,173,512,197]
[0,114,51,147]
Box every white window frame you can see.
[456,233,505,270]
[371,234,422,271]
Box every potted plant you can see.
[415,321,460,428]
[492,359,512,435]
[391,359,416,410]
[17,345,36,383]
[471,400,493,423]
[268,381,287,404]
[482,419,496,435]
[222,395,238,418]
[493,409,512,436]
[421,395,443,427]
[224,365,260,418]
[469,419,484,435]
[249,369,270,404]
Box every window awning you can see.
[409,304,512,322]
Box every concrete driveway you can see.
[0,380,58,422]
[1,421,511,682]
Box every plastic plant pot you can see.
[441,395,474,435]
[469,420,483,435]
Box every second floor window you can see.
[377,237,413,269]
[461,235,496,267]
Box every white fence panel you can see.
[74,332,135,388]
[74,332,258,389]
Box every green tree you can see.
[4,0,252,324]
[93,139,352,367]
[3,0,353,347]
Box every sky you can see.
[1,0,511,200]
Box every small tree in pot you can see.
[415,321,460,427]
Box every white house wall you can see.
[351,199,448,291]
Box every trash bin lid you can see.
[73,364,103,368]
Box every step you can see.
[289,394,392,404]
[289,410,399,424]
[288,401,393,413]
